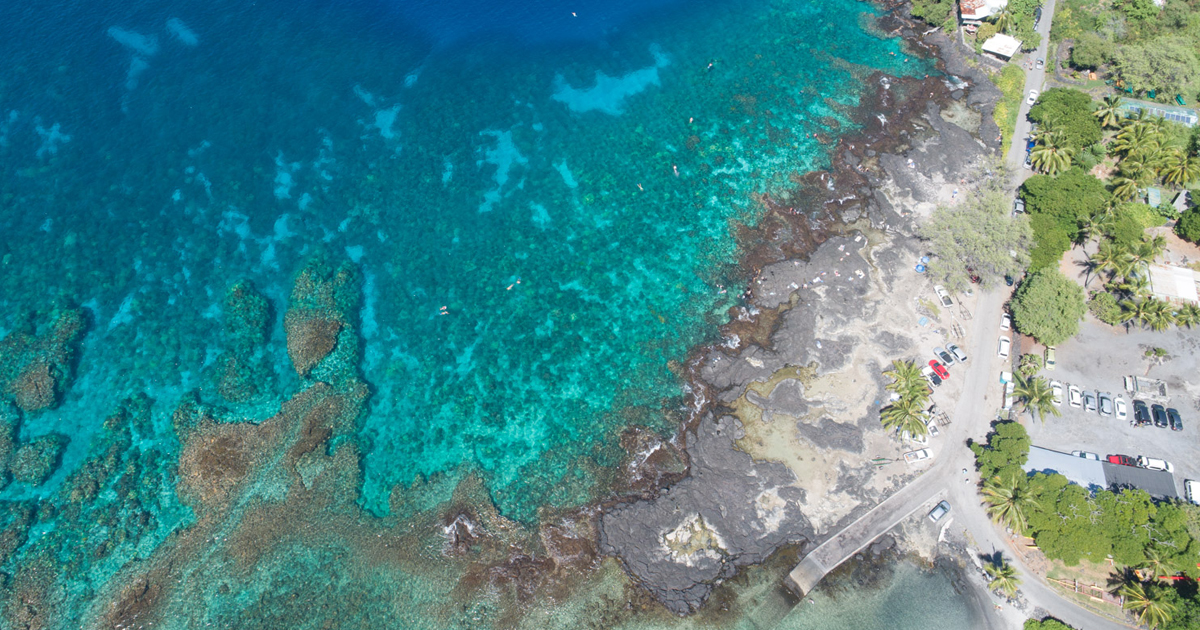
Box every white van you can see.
[1186,480,1200,506]
[1138,456,1174,473]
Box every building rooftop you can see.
[1148,263,1200,304]
[1103,462,1178,499]
[1120,98,1199,127]
[1024,446,1108,491]
[961,0,1008,21]
[981,34,1022,59]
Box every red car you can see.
[929,360,949,380]
[1107,454,1136,466]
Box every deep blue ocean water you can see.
[0,0,953,626]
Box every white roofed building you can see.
[981,34,1022,59]
[960,0,1009,24]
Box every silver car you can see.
[947,343,968,363]
[1098,392,1114,417]
[1084,391,1098,413]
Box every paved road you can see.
[1005,0,1059,184]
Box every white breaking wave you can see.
[106,27,159,56]
[165,18,199,46]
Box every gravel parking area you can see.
[1020,319,1200,494]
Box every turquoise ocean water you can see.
[0,0,983,626]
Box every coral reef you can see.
[211,280,275,405]
[9,433,66,486]
[0,307,86,413]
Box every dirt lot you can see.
[1019,318,1200,493]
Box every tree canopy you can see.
[1177,206,1200,243]
[1028,89,1103,150]
[1021,168,1111,226]
[918,187,1033,292]
[1113,37,1200,96]
[1011,268,1087,346]
[1070,33,1110,70]
[970,421,1030,480]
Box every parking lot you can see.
[1019,319,1200,495]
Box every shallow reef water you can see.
[0,0,954,626]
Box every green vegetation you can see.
[1024,619,1076,630]
[1010,268,1087,346]
[972,422,1200,580]
[993,65,1028,156]
[1178,205,1200,243]
[1085,234,1200,330]
[985,556,1022,598]
[918,181,1033,292]
[1087,290,1124,325]
[1012,373,1061,422]
[1020,168,1110,268]
[880,360,930,439]
[909,0,957,33]
[1114,38,1200,96]
[1017,353,1043,378]
[1028,89,1103,150]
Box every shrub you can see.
[1178,206,1200,243]
[1011,268,1087,346]
[1088,291,1123,325]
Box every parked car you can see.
[933,285,953,308]
[1107,454,1137,466]
[928,500,951,522]
[904,449,931,464]
[1152,404,1169,428]
[1027,89,1039,105]
[1133,400,1151,426]
[1000,313,1011,331]
[1071,450,1100,461]
[1138,456,1174,473]
[1067,385,1082,409]
[934,347,955,366]
[1115,395,1128,422]
[1050,380,1063,407]
[921,364,942,387]
[1168,408,1183,432]
[1083,391,1097,413]
[997,335,1011,358]
[1023,150,1033,169]
[948,343,968,363]
[1044,346,1055,371]
[1036,58,1044,69]
[1186,480,1200,506]
[1004,274,1015,286]
[929,360,950,380]
[1003,380,1015,410]
[1098,392,1113,417]
[1013,198,1025,215]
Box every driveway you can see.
[1004,0,1059,187]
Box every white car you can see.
[1071,450,1100,461]
[933,285,953,308]
[1115,395,1128,422]
[904,449,932,464]
[1027,89,1039,105]
[997,335,1011,358]
[1000,313,1011,331]
[1067,384,1083,409]
[1186,480,1200,506]
[1138,456,1174,473]
[1050,380,1063,407]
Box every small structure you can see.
[1024,446,1108,491]
[1173,190,1190,214]
[1147,263,1200,305]
[1120,98,1199,127]
[1146,187,1162,208]
[981,34,1022,60]
[960,0,1009,24]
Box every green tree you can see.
[1027,89,1103,150]
[983,474,1039,535]
[918,186,1033,292]
[1021,168,1111,237]
[1031,134,1076,175]
[1010,268,1088,346]
[1029,214,1074,270]
[1071,34,1111,71]
[909,0,955,26]
[1013,374,1061,422]
[880,396,929,439]
[1122,581,1175,629]
[1174,303,1200,328]
[883,359,929,402]
[1114,121,1162,160]
[1090,240,1131,282]
[971,421,1031,480]
[1088,291,1125,325]
[1175,206,1200,243]
[1115,0,1160,21]
[1111,176,1141,202]
[1159,148,1200,187]
[1113,38,1200,96]
[986,557,1023,598]
[1023,619,1076,630]
[1094,95,1124,129]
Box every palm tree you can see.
[1114,122,1161,160]
[992,7,1014,32]
[1094,95,1124,129]
[880,396,928,438]
[1138,235,1167,263]
[1111,176,1142,202]
[1144,298,1176,331]
[1121,581,1175,629]
[1012,373,1061,422]
[1159,148,1200,187]
[1031,133,1076,176]
[1121,298,1153,328]
[1174,303,1200,328]
[985,558,1022,598]
[883,360,929,402]
[1090,240,1128,282]
[981,474,1038,535]
[1139,548,1170,580]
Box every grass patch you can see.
[991,64,1026,158]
